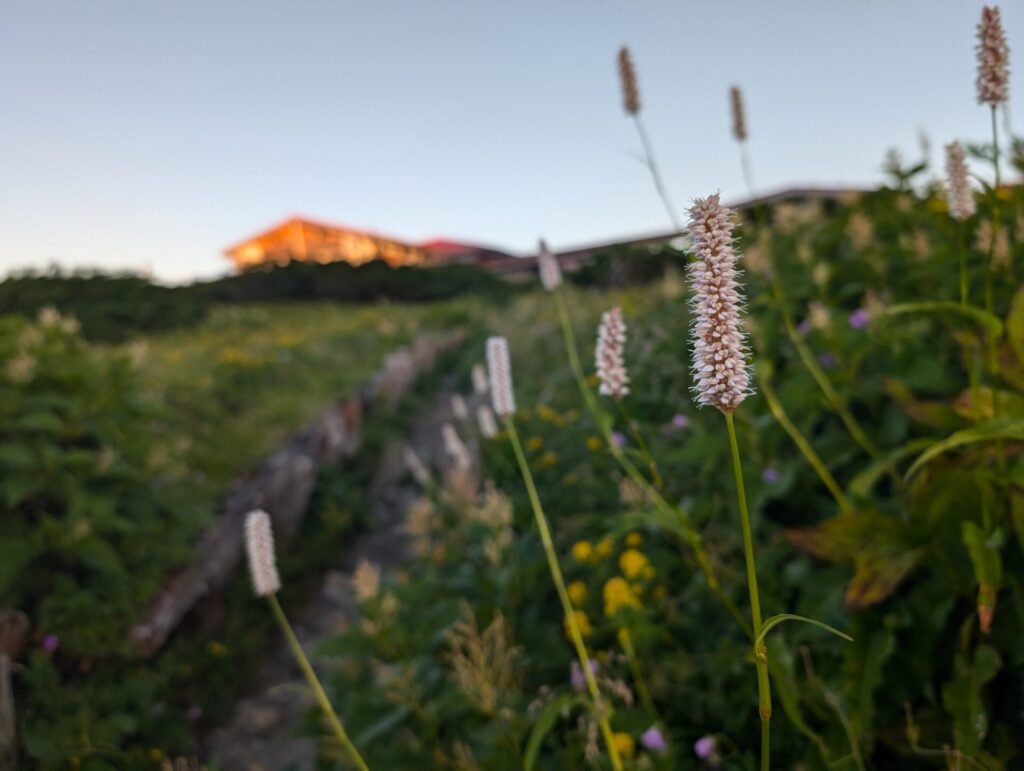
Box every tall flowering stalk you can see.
[975,6,1010,372]
[244,511,369,771]
[687,195,771,769]
[540,249,749,635]
[595,307,662,487]
[945,141,975,307]
[486,337,623,771]
[616,46,682,232]
[730,85,754,195]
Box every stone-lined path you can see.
[205,376,483,770]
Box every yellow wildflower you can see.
[625,532,643,547]
[641,565,655,581]
[539,451,558,468]
[594,537,614,560]
[612,732,635,759]
[207,640,228,657]
[619,549,650,580]
[526,436,544,452]
[572,541,594,563]
[537,404,557,422]
[568,581,588,607]
[586,436,603,452]
[604,577,640,617]
[565,609,593,638]
[562,472,579,486]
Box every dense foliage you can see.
[320,177,1024,769]
[0,261,509,343]
[0,301,465,768]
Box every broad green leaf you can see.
[524,694,580,771]
[905,418,1024,479]
[884,301,1003,336]
[755,614,853,649]
[787,512,925,608]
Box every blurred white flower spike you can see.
[976,6,1009,107]
[945,141,976,221]
[486,337,516,417]
[537,239,563,292]
[244,510,281,597]
[595,307,629,399]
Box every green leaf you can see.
[755,614,853,649]
[524,694,580,771]
[787,512,925,608]
[942,645,1002,756]
[352,705,410,747]
[905,418,1024,479]
[884,301,1003,336]
[848,439,933,498]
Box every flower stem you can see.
[633,114,682,233]
[267,594,370,771]
[619,628,661,724]
[957,221,968,310]
[757,368,853,514]
[553,289,751,638]
[772,278,881,462]
[617,399,663,489]
[503,416,623,771]
[724,412,771,770]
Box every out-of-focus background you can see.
[1,2,1023,770]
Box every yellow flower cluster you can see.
[619,549,655,581]
[603,577,640,617]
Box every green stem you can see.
[619,628,661,724]
[504,417,623,771]
[758,369,853,514]
[957,220,968,310]
[617,400,663,489]
[772,279,881,461]
[724,412,772,770]
[633,114,682,233]
[553,289,752,638]
[267,594,370,771]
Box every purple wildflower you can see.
[797,318,813,336]
[818,353,836,370]
[694,735,716,759]
[848,309,870,330]
[41,634,59,654]
[641,726,668,753]
[187,705,204,721]
[671,414,689,429]
[762,467,780,484]
[611,431,627,447]
[571,659,599,692]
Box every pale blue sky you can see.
[0,1,1018,282]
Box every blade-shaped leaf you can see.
[755,614,853,649]
[905,418,1024,479]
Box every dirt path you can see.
[205,376,481,770]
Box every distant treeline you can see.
[0,260,511,342]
